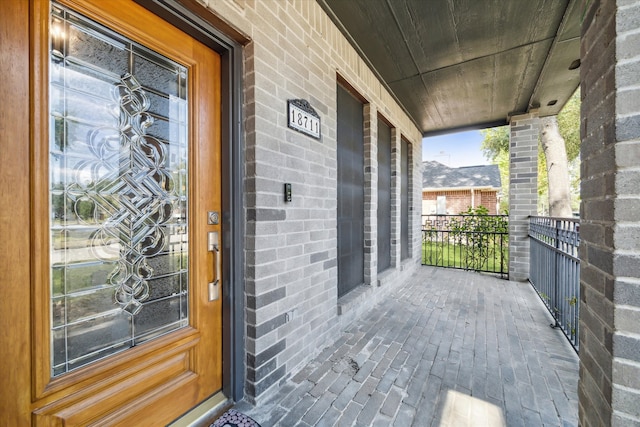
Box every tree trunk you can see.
[540,116,573,217]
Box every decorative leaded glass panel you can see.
[49,3,189,376]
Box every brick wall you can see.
[199,0,423,401]
[611,2,640,422]
[580,0,640,425]
[422,189,499,215]
[480,191,498,214]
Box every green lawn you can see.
[422,240,508,274]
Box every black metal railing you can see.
[529,216,580,352]
[422,214,509,278]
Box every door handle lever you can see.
[208,231,220,301]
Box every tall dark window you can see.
[401,138,410,260]
[377,119,391,272]
[337,84,364,297]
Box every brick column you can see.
[580,1,640,425]
[407,138,417,261]
[363,104,377,285]
[508,112,539,281]
[390,127,401,269]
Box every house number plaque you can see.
[287,99,321,139]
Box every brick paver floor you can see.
[234,266,579,426]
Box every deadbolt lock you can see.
[208,211,219,225]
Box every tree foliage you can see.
[480,90,580,215]
[480,126,509,161]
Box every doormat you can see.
[211,408,261,427]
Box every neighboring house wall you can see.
[421,161,501,215]
[479,191,498,213]
[197,0,424,401]
[422,190,499,215]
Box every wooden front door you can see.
[25,0,223,424]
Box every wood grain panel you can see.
[34,353,194,425]
[0,1,33,426]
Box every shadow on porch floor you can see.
[234,266,579,427]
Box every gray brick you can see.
[302,392,336,425]
[353,360,376,382]
[247,314,287,339]
[392,403,416,426]
[354,377,380,404]
[616,57,640,89]
[307,359,335,384]
[316,406,341,427]
[485,371,504,401]
[411,375,441,424]
[246,287,287,310]
[394,365,414,389]
[376,368,399,393]
[247,340,286,367]
[372,357,393,378]
[278,394,315,426]
[403,363,430,407]
[501,365,516,386]
[370,343,388,362]
[613,358,640,390]
[309,369,340,398]
[372,416,393,427]
[357,391,385,426]
[613,413,640,427]
[616,307,640,336]
[429,357,446,379]
[246,208,286,222]
[251,365,286,395]
[257,405,288,426]
[613,252,640,278]
[504,386,524,425]
[332,380,361,411]
[517,381,538,412]
[529,372,551,402]
[390,350,409,370]
[380,387,403,417]
[613,333,640,363]
[615,197,640,222]
[384,342,403,360]
[522,408,542,427]
[538,399,561,425]
[337,401,363,426]
[280,380,314,410]
[247,358,276,383]
[328,371,352,395]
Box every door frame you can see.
[0,1,246,423]
[135,0,248,404]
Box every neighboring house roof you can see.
[422,161,501,190]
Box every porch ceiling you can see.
[318,0,581,136]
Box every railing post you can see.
[552,218,560,328]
